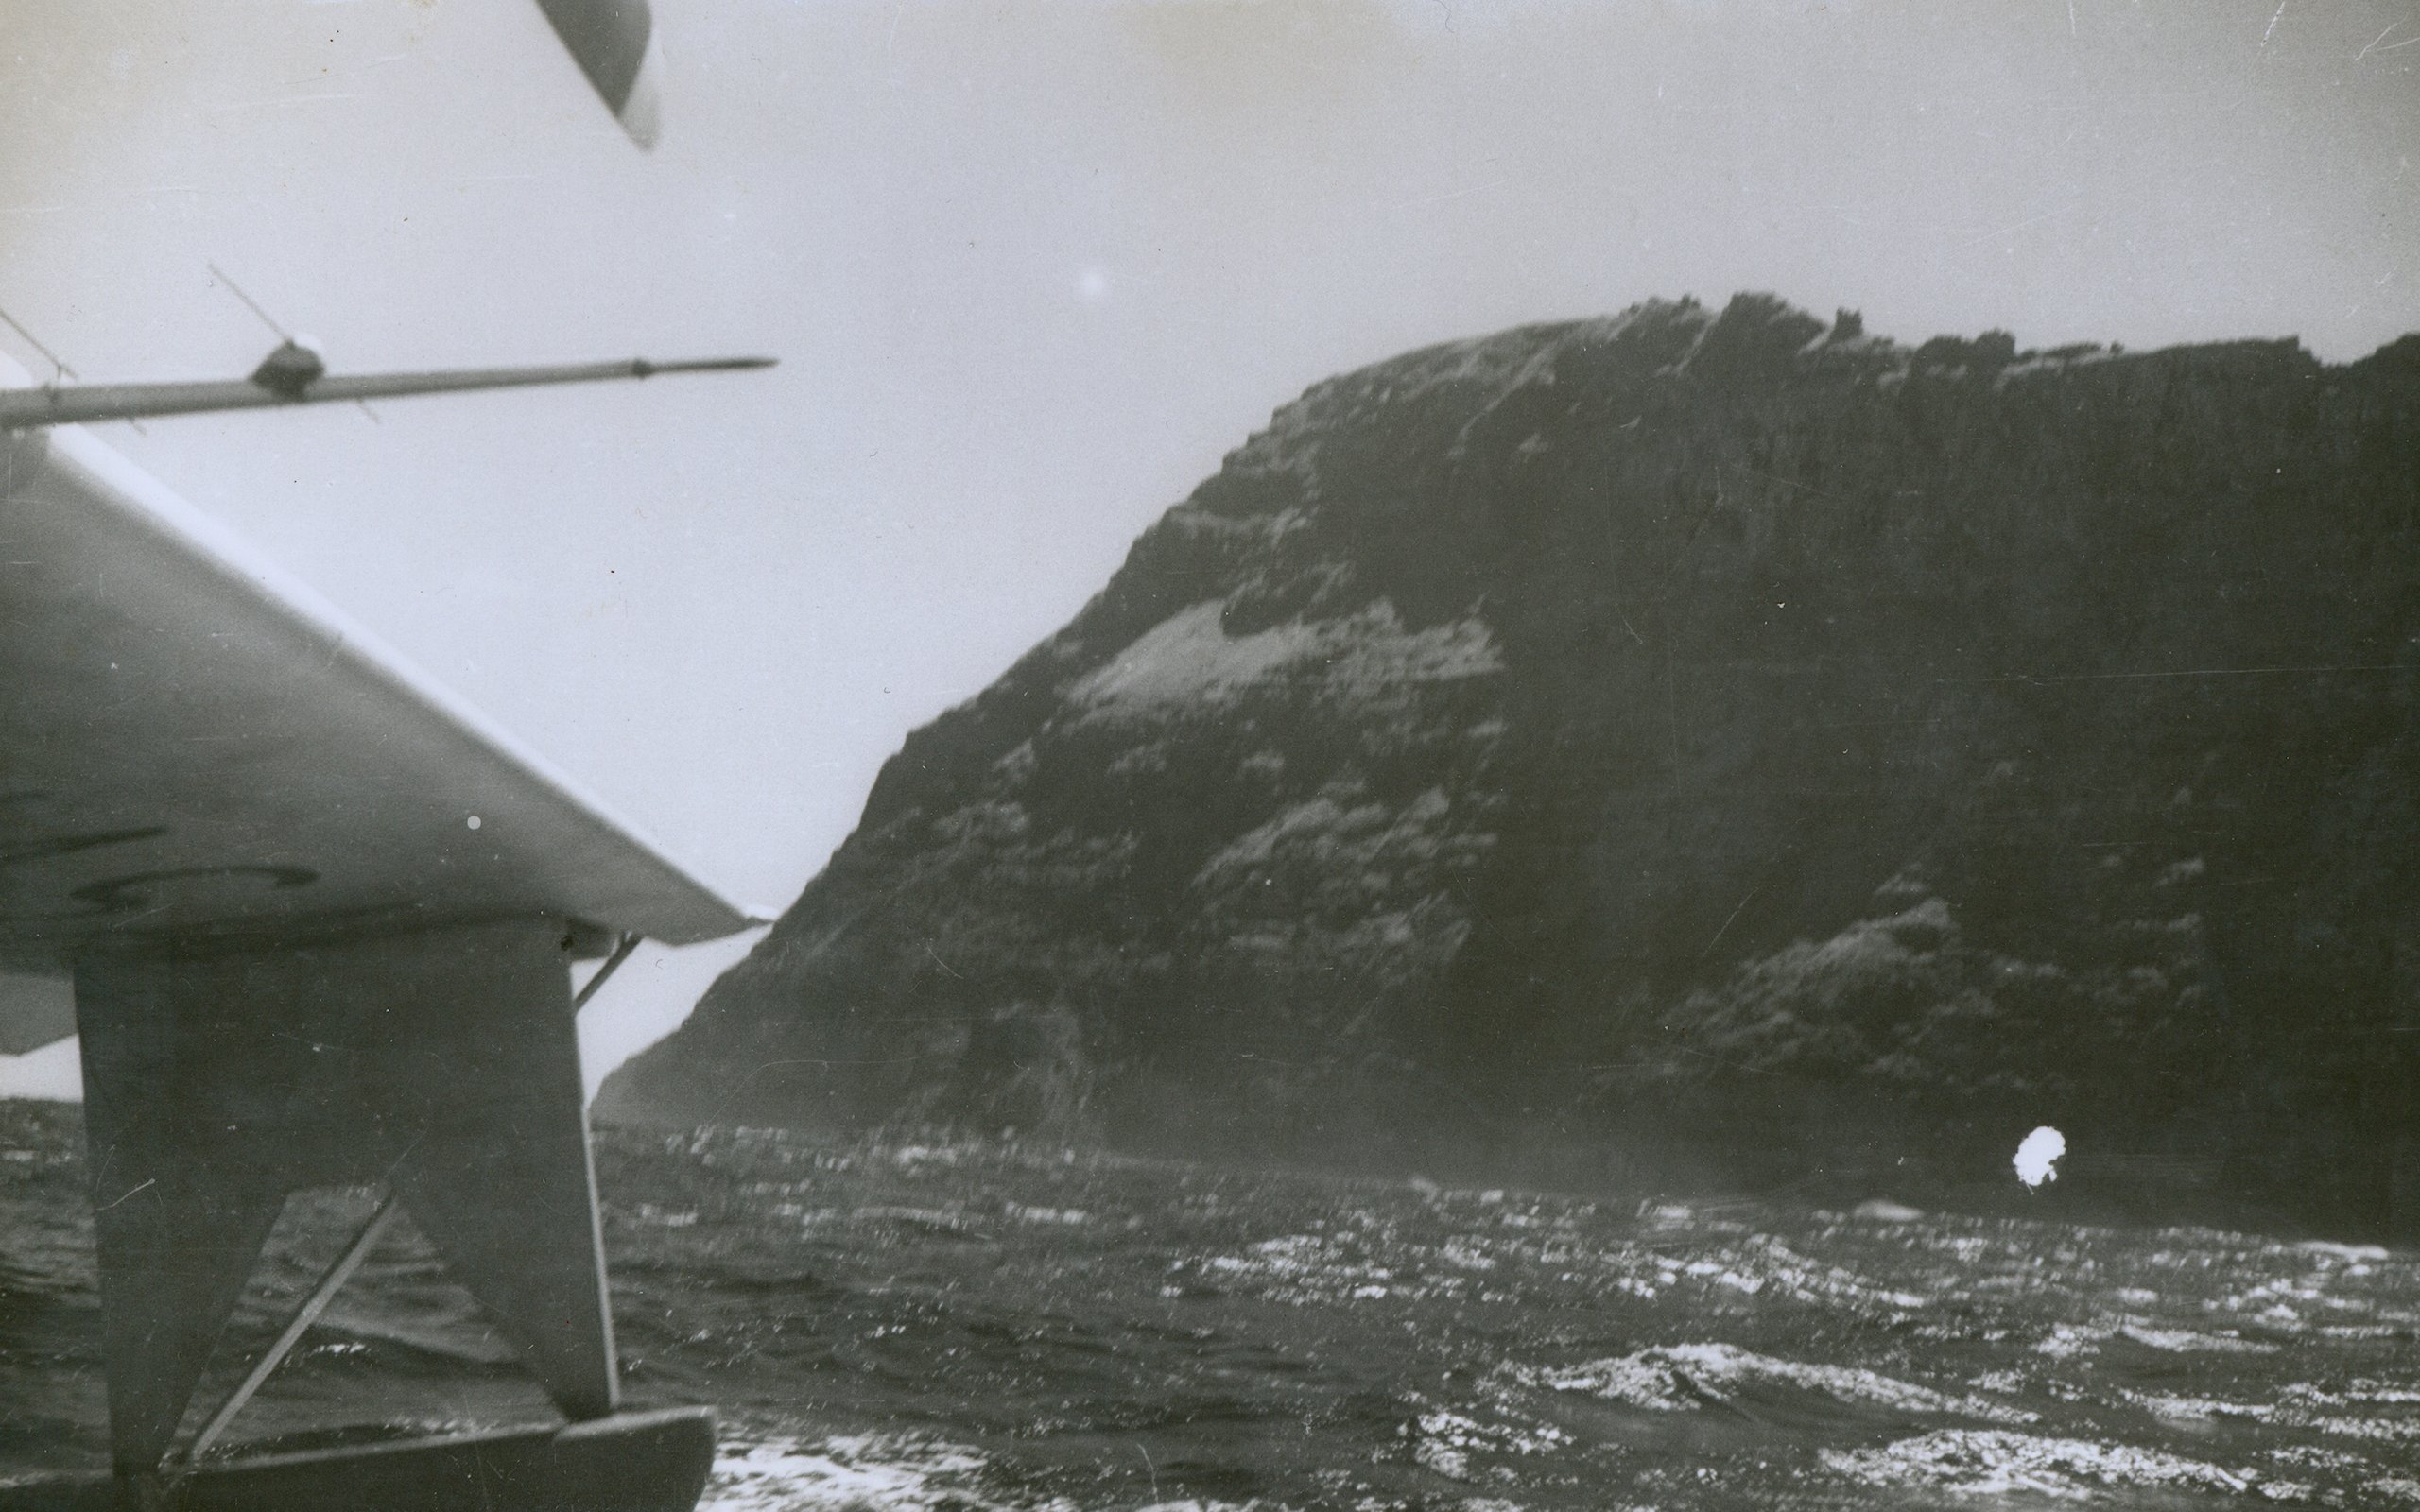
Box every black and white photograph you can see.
[3,2,2418,1506]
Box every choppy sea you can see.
[3,1101,2418,1508]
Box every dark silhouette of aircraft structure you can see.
[0,3,769,1507]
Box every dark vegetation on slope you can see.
[605,296,2420,1235]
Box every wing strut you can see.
[184,1194,404,1463]
[578,932,644,1010]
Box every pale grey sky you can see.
[2,0,2413,1097]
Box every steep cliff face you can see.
[604,296,2420,1216]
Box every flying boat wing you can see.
[0,3,768,1482]
[0,352,752,1010]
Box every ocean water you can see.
[3,1102,2418,1508]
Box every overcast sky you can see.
[2,0,2413,1097]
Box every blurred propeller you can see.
[532,0,665,148]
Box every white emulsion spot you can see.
[466,816,482,831]
[2014,1125,2066,1189]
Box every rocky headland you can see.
[603,296,2420,1232]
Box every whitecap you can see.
[702,1435,1059,1512]
[1853,1198,1925,1222]
[1519,1343,2037,1424]
[1822,1429,2257,1500]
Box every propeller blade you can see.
[0,355,774,430]
[532,0,664,148]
